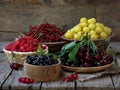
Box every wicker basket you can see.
[61,33,114,50]
[3,45,48,65]
[62,61,114,73]
[24,59,61,82]
[43,41,66,53]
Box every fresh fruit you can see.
[64,31,74,39]
[61,73,78,82]
[83,27,89,33]
[26,54,58,66]
[88,18,96,24]
[95,27,103,34]
[10,63,23,70]
[22,22,65,42]
[100,32,108,39]
[80,17,87,22]
[80,22,88,28]
[5,37,46,52]
[88,24,96,30]
[64,17,112,40]
[59,35,114,68]
[18,77,34,84]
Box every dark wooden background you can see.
[0,0,119,41]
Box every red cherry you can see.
[42,45,46,50]
[86,55,92,62]
[18,77,34,84]
[10,63,23,70]
[70,74,78,80]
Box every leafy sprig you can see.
[59,35,97,64]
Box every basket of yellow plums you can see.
[62,17,114,50]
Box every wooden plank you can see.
[0,41,10,52]
[0,53,11,89]
[109,42,120,52]
[0,32,19,41]
[41,80,75,90]
[109,58,120,90]
[0,0,95,36]
[95,0,120,41]
[76,76,114,90]
[2,68,42,90]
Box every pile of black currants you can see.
[26,54,58,66]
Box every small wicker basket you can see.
[3,45,48,65]
[43,41,65,53]
[24,59,61,82]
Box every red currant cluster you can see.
[18,77,34,84]
[22,22,65,42]
[10,63,23,70]
[61,73,78,82]
[5,36,46,52]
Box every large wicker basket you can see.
[24,59,61,82]
[61,33,114,50]
[3,45,48,65]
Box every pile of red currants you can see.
[22,22,65,42]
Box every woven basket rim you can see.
[3,45,48,54]
[24,59,61,67]
[43,41,65,44]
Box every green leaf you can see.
[89,40,97,55]
[25,27,30,32]
[113,56,118,65]
[115,52,120,56]
[105,38,110,43]
[37,44,43,55]
[62,41,76,50]
[58,49,70,64]
[38,32,43,38]
[68,42,83,64]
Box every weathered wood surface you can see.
[0,0,120,41]
[0,42,120,90]
[110,60,120,90]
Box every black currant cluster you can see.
[26,54,58,66]
[64,45,113,67]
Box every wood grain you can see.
[109,59,120,90]
[41,80,75,90]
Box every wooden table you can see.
[0,42,120,90]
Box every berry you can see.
[5,37,47,52]
[61,73,78,82]
[10,63,23,70]
[22,22,65,42]
[18,77,34,84]
[26,54,58,66]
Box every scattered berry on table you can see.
[18,77,34,84]
[10,63,23,70]
[61,73,78,82]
